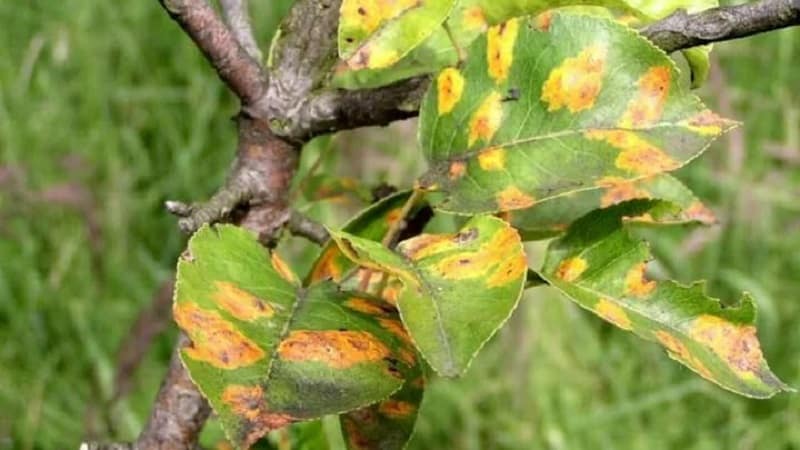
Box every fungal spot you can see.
[487,18,519,84]
[690,315,764,376]
[437,68,465,114]
[340,0,419,36]
[435,226,523,284]
[345,297,390,316]
[448,160,467,180]
[477,147,506,171]
[586,130,679,176]
[618,66,671,128]
[468,91,503,146]
[624,263,656,297]
[534,10,553,31]
[386,207,403,226]
[655,330,714,380]
[682,109,730,136]
[277,330,392,368]
[596,176,650,207]
[221,384,295,448]
[541,44,607,113]
[379,400,416,418]
[496,185,536,210]
[486,252,527,287]
[213,281,275,322]
[347,47,400,70]
[412,376,426,388]
[378,318,413,347]
[271,252,298,285]
[462,6,487,31]
[398,347,417,366]
[343,416,371,450]
[381,280,403,305]
[685,201,717,224]
[555,257,588,282]
[174,302,265,369]
[310,246,343,282]
[595,298,632,330]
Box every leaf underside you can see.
[538,200,792,398]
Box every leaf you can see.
[538,200,792,398]
[508,173,716,240]
[338,0,456,70]
[175,225,418,449]
[329,215,527,376]
[417,12,735,214]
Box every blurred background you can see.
[1,1,799,449]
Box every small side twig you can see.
[381,189,424,248]
[219,0,263,62]
[288,211,330,245]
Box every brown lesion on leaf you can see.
[221,384,295,448]
[434,225,524,284]
[448,160,467,180]
[462,6,487,31]
[618,66,671,128]
[487,19,519,84]
[586,130,679,176]
[533,11,553,31]
[213,281,276,322]
[496,185,536,210]
[624,263,657,298]
[555,256,588,282]
[541,44,607,113]
[655,330,714,380]
[378,399,416,418]
[596,176,651,207]
[685,200,717,224]
[689,315,765,376]
[345,297,395,316]
[309,246,343,283]
[681,109,731,136]
[468,91,503,146]
[270,252,299,285]
[174,302,265,369]
[277,330,392,369]
[342,415,372,450]
[595,298,632,331]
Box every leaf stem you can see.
[381,188,424,248]
[443,21,466,64]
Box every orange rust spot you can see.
[411,376,426,389]
[342,416,371,450]
[690,315,764,376]
[683,109,728,136]
[468,91,503,146]
[341,0,418,36]
[221,384,295,447]
[381,280,403,305]
[477,147,506,171]
[310,246,343,282]
[487,252,527,287]
[496,185,536,210]
[271,252,299,285]
[213,281,275,322]
[655,330,713,380]
[398,347,417,366]
[399,229,478,261]
[434,226,523,283]
[487,19,519,84]
[378,399,416,418]
[174,302,265,369]
[346,297,391,316]
[555,257,588,282]
[541,45,607,113]
[347,46,399,70]
[278,330,391,369]
[624,263,656,298]
[595,298,632,330]
[596,176,650,207]
[386,207,403,226]
[618,66,671,128]
[586,130,679,176]
[449,160,467,180]
[462,5,487,31]
[534,11,553,31]
[379,317,413,347]
[437,68,465,114]
[685,201,716,224]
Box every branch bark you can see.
[219,0,263,62]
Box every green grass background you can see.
[1,1,799,449]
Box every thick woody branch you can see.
[159,0,268,107]
[220,0,263,62]
[642,0,800,53]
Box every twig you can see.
[288,211,330,245]
[219,0,263,62]
[381,189,424,247]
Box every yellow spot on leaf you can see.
[624,263,656,298]
[379,400,416,418]
[468,91,503,146]
[381,279,403,306]
[347,47,400,70]
[271,252,299,285]
[400,233,456,260]
[449,160,467,180]
[437,68,465,114]
[618,66,671,128]
[595,298,632,330]
[478,147,506,171]
[221,384,295,448]
[690,315,765,376]
[682,109,729,136]
[487,252,526,288]
[310,246,343,282]
[174,302,265,369]
[587,130,679,176]
[541,45,607,113]
[213,281,275,322]
[341,0,419,39]
[596,176,650,207]
[386,207,403,226]
[346,297,393,316]
[278,330,391,369]
[487,19,519,84]
[462,6,487,31]
[655,330,714,380]
[434,226,524,286]
[555,257,588,282]
[496,185,536,210]
[685,201,717,224]
[534,11,553,31]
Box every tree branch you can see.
[641,0,800,53]
[219,0,263,62]
[159,0,268,108]
[288,211,330,245]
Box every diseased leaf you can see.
[338,0,456,70]
[418,13,734,214]
[175,225,418,449]
[538,200,792,398]
[329,215,526,376]
[508,173,716,240]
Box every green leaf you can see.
[329,215,527,376]
[418,12,734,214]
[338,0,456,70]
[538,200,792,398]
[175,225,418,449]
[509,173,716,240]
